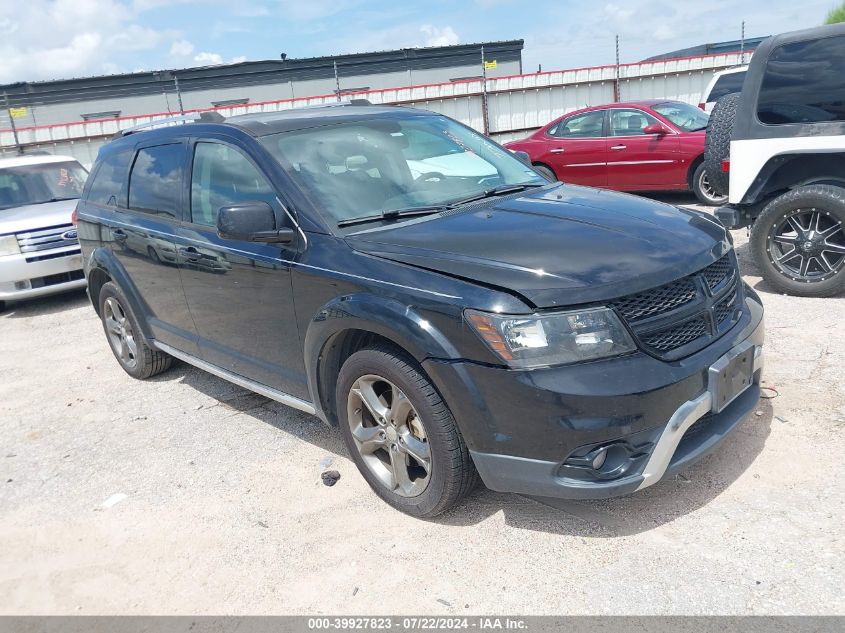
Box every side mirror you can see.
[216,201,295,244]
[511,150,532,166]
[643,123,668,135]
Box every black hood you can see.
[345,184,730,308]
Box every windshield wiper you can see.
[446,182,546,208]
[35,197,79,204]
[337,205,445,228]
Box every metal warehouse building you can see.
[0,41,523,130]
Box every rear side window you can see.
[128,144,185,218]
[757,35,845,125]
[86,149,131,206]
[708,71,746,102]
[190,143,276,227]
[551,110,605,138]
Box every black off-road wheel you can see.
[532,164,557,182]
[750,185,845,297]
[692,162,728,206]
[336,345,478,518]
[704,92,742,197]
[98,281,173,378]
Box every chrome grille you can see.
[611,253,741,358]
[16,224,79,259]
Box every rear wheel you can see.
[336,346,478,517]
[532,164,557,182]
[692,162,728,206]
[704,92,742,197]
[750,185,845,297]
[98,282,173,378]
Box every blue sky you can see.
[0,0,837,84]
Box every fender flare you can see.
[86,247,155,340]
[302,293,462,422]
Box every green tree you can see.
[826,2,845,23]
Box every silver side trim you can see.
[154,341,317,415]
[636,391,713,491]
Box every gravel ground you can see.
[1,194,843,615]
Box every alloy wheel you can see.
[103,296,139,368]
[346,374,431,497]
[766,208,845,282]
[698,169,726,204]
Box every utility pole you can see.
[481,45,490,135]
[613,35,621,103]
[740,21,746,64]
[333,61,341,102]
[3,92,22,155]
[173,76,185,114]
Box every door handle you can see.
[610,144,627,150]
[550,148,566,154]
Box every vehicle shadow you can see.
[153,359,773,538]
[1,288,89,318]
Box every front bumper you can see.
[423,286,765,500]
[0,251,86,301]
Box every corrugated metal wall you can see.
[1,52,746,166]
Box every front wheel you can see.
[692,162,727,206]
[532,164,557,182]
[750,185,845,297]
[336,346,478,517]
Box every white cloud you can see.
[170,39,195,57]
[420,25,459,47]
[194,51,224,65]
[230,55,248,64]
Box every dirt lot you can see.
[1,195,843,615]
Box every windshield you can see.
[259,114,545,224]
[652,102,710,132]
[0,161,88,211]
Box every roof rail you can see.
[291,98,373,110]
[114,110,226,138]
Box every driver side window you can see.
[190,142,276,227]
[609,109,660,136]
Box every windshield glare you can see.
[260,115,545,224]
[652,102,710,132]
[0,161,88,210]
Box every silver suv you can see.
[0,154,88,310]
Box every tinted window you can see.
[191,143,276,227]
[708,71,746,102]
[758,35,845,125]
[87,149,131,206]
[552,111,605,138]
[128,144,184,218]
[609,109,659,136]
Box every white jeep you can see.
[706,23,845,297]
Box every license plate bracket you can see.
[708,343,755,414]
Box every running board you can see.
[154,341,317,415]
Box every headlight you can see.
[465,307,636,368]
[0,235,20,257]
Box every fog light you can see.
[591,448,608,470]
[14,280,31,290]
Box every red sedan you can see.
[505,100,725,205]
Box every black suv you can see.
[77,103,765,517]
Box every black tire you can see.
[336,345,478,518]
[0,300,5,313]
[98,281,173,378]
[704,92,742,197]
[692,162,728,206]
[532,164,557,182]
[750,185,845,297]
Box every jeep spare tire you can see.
[704,92,742,198]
